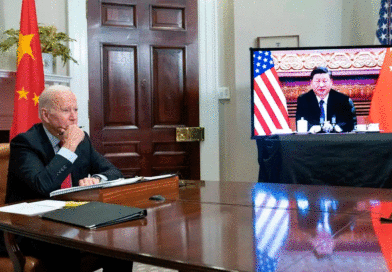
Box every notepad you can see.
[49,177,142,197]
[42,201,147,229]
[49,174,176,197]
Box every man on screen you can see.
[296,66,357,133]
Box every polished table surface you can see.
[2,180,392,271]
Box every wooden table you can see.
[1,180,392,271]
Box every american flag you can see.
[253,50,290,136]
[376,0,392,45]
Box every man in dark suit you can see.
[296,66,357,133]
[4,85,130,272]
[6,84,123,203]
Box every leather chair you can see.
[0,143,43,272]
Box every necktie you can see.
[319,100,325,123]
[58,141,72,189]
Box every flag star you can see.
[32,93,40,106]
[265,52,269,56]
[255,69,259,73]
[384,13,388,19]
[257,62,261,67]
[258,56,262,60]
[382,23,387,30]
[263,64,267,69]
[381,33,387,40]
[385,2,390,9]
[17,87,29,100]
[17,33,35,65]
[264,58,268,62]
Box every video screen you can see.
[251,45,391,139]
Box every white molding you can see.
[0,70,13,78]
[199,0,220,181]
[0,69,71,85]
[68,0,90,134]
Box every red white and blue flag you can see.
[253,51,290,136]
[376,0,392,45]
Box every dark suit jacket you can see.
[5,123,123,203]
[295,89,357,132]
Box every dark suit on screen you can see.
[5,123,123,203]
[295,89,357,132]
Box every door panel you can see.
[88,0,199,179]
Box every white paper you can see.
[0,200,67,216]
[102,177,142,188]
[143,174,175,181]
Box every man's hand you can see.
[309,125,321,134]
[79,177,100,186]
[334,124,343,132]
[60,125,85,152]
[322,121,334,133]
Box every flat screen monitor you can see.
[250,45,391,139]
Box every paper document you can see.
[142,174,175,181]
[49,178,123,197]
[49,174,177,197]
[102,177,142,188]
[0,200,67,216]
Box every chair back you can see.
[0,144,10,206]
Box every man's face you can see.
[42,91,78,137]
[311,73,333,100]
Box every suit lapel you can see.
[36,124,56,164]
[309,91,321,118]
[326,90,337,120]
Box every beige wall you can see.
[0,0,68,74]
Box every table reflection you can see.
[253,185,289,271]
[252,184,375,272]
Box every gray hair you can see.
[38,85,72,119]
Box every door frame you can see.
[67,0,220,181]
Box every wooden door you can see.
[87,0,199,179]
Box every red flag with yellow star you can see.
[369,48,392,133]
[9,0,44,140]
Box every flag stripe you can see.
[262,69,287,115]
[254,79,282,130]
[254,100,272,136]
[254,90,277,135]
[255,75,290,130]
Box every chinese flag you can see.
[9,0,44,140]
[369,48,392,133]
